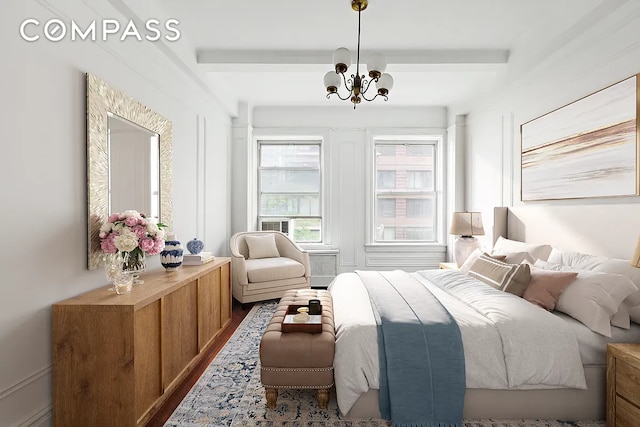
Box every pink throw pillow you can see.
[523,267,578,311]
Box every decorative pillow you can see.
[547,248,640,306]
[491,236,553,262]
[459,249,506,275]
[522,267,578,311]
[534,260,638,337]
[493,251,536,265]
[468,254,531,296]
[245,234,280,259]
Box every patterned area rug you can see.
[165,301,604,427]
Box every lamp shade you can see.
[324,71,341,89]
[449,211,485,237]
[367,53,387,75]
[376,73,394,91]
[332,47,352,69]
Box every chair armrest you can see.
[229,236,249,286]
[230,252,248,286]
[278,239,311,278]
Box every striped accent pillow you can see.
[468,253,531,296]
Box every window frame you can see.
[366,131,446,246]
[256,137,325,244]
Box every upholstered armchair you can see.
[229,231,311,304]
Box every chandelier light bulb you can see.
[332,47,352,73]
[324,71,341,93]
[376,73,394,95]
[367,53,387,78]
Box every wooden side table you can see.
[439,262,459,270]
[607,343,640,426]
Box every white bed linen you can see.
[553,311,640,365]
[328,269,587,416]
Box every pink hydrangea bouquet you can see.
[99,210,166,257]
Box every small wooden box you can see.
[281,304,323,333]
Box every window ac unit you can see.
[259,219,290,235]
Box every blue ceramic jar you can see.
[161,234,184,271]
[186,237,204,254]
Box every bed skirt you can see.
[346,365,605,421]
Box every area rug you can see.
[165,301,604,427]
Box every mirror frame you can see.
[86,73,173,270]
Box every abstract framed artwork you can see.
[521,74,639,201]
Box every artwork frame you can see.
[520,73,639,201]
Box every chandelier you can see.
[324,0,393,108]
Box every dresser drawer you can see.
[616,359,640,409]
[616,397,640,427]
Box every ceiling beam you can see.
[197,49,510,72]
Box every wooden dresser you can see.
[52,258,232,427]
[607,343,640,426]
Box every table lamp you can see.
[450,211,485,267]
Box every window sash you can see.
[258,141,322,242]
[373,141,437,243]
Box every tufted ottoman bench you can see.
[259,289,335,409]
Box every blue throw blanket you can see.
[356,270,465,427]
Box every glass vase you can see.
[103,253,133,294]
[122,250,146,285]
[113,272,133,294]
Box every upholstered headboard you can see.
[493,204,640,260]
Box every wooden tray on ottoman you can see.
[281,304,323,333]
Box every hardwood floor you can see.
[147,300,254,426]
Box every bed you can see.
[327,207,640,421]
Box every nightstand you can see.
[607,343,640,426]
[439,262,459,270]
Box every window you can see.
[258,141,322,243]
[406,198,432,218]
[405,227,430,240]
[377,198,396,218]
[377,170,396,189]
[406,170,432,189]
[373,141,438,243]
[406,145,430,156]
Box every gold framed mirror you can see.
[86,73,173,270]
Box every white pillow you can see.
[547,248,640,306]
[245,234,280,259]
[535,260,637,336]
[611,303,631,329]
[492,251,536,265]
[459,248,483,275]
[492,237,553,262]
[629,304,640,324]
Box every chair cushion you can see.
[246,257,305,283]
[245,234,280,259]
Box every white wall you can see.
[456,0,640,255]
[0,1,231,425]
[232,106,449,273]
